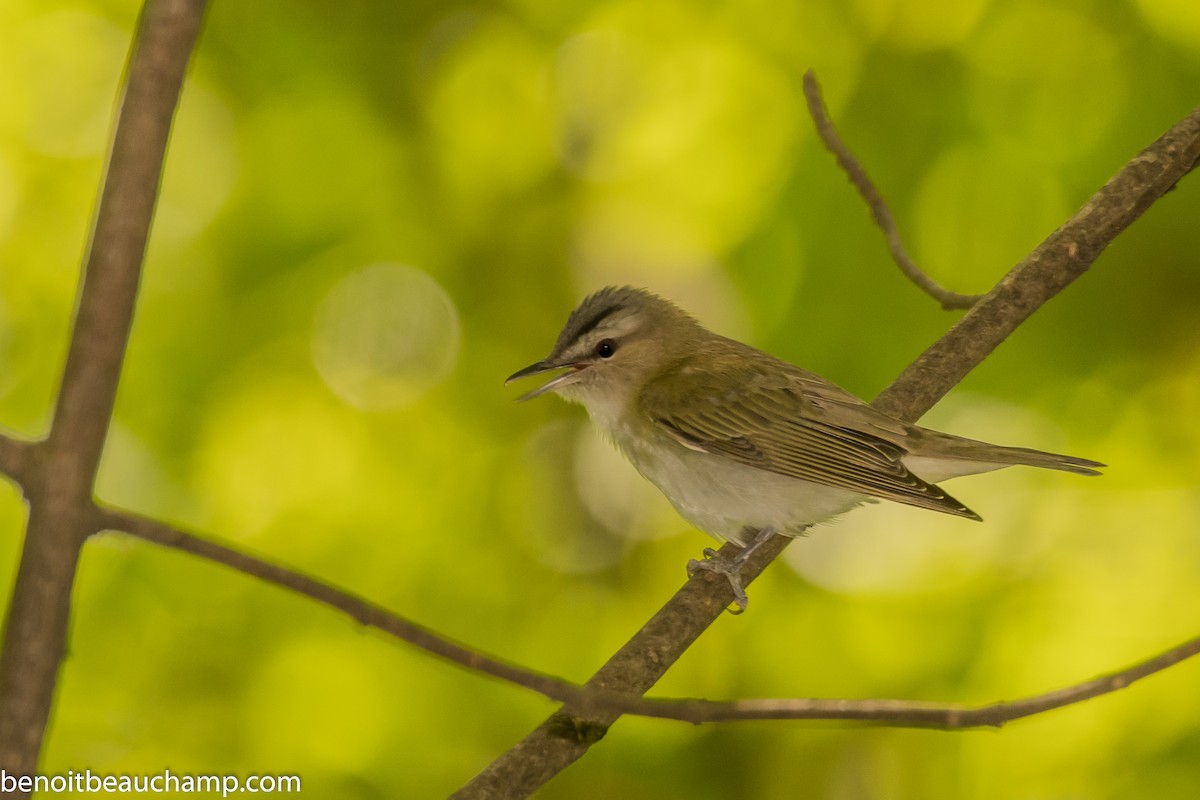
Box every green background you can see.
[1,0,1199,796]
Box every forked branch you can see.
[454,96,1200,798]
[0,0,208,777]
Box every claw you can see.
[686,550,750,613]
[686,548,721,576]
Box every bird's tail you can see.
[963,443,1105,476]
[906,431,1105,482]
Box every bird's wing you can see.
[639,354,980,520]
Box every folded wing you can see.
[640,353,982,520]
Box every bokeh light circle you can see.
[312,264,460,410]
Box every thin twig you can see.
[0,433,32,486]
[98,507,593,705]
[801,70,984,310]
[0,0,208,778]
[96,507,1200,731]
[582,635,1200,726]
[873,103,1200,420]
[455,102,1200,799]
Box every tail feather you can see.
[971,445,1105,476]
[906,431,1105,481]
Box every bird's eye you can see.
[595,339,617,359]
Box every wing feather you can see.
[640,351,980,520]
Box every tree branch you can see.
[0,0,207,778]
[48,0,206,479]
[569,634,1200,727]
[453,101,1200,799]
[0,433,32,488]
[96,507,596,707]
[802,71,984,310]
[874,103,1200,420]
[96,506,1200,732]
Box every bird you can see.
[506,286,1103,611]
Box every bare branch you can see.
[453,103,1200,799]
[874,103,1200,421]
[575,634,1200,727]
[48,0,206,480]
[0,0,207,777]
[0,433,32,487]
[100,505,1200,733]
[97,507,596,706]
[802,70,984,310]
[98,504,1200,733]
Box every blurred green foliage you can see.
[1,0,1199,797]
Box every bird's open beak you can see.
[505,359,584,402]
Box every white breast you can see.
[594,410,865,546]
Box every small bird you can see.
[507,286,1102,611]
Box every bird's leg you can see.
[686,526,778,614]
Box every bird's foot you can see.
[686,528,779,614]
[687,548,750,614]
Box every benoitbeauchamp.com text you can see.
[1,769,301,795]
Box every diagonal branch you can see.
[873,106,1200,420]
[453,102,1200,799]
[802,71,984,311]
[48,0,207,480]
[0,0,208,777]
